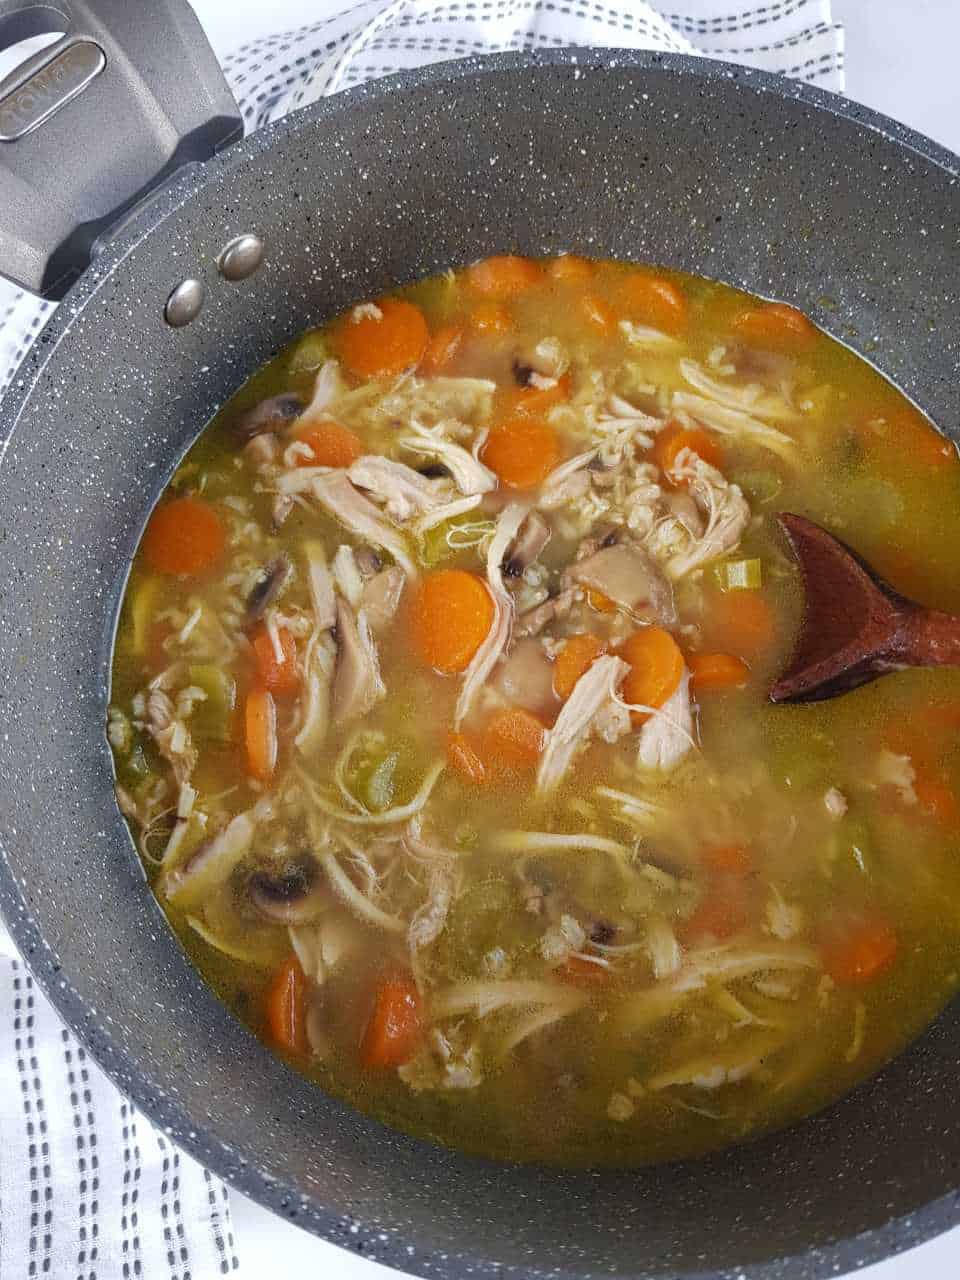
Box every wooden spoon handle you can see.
[896,607,960,668]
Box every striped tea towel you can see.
[0,2,843,1276]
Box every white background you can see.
[168,3,960,1276]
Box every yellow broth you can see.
[108,257,960,1166]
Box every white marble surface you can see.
[201,3,960,1276]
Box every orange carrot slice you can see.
[619,271,687,334]
[335,298,429,378]
[142,496,225,577]
[294,421,364,468]
[653,424,722,477]
[410,570,494,674]
[481,707,546,773]
[361,974,422,1068]
[712,592,776,660]
[252,624,299,695]
[553,633,606,700]
[689,652,751,692]
[733,301,815,352]
[821,916,898,986]
[619,627,685,724]
[481,414,560,489]
[266,955,307,1054]
[467,255,542,296]
[245,687,278,781]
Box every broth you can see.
[108,256,960,1166]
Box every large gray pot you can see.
[1,3,959,1277]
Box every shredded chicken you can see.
[454,503,527,726]
[348,455,452,522]
[663,451,751,579]
[312,472,418,578]
[331,599,385,726]
[636,670,695,771]
[537,655,629,794]
[399,419,497,495]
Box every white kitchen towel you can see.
[0,2,842,1276]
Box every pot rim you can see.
[1,46,959,1280]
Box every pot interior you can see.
[1,52,959,1280]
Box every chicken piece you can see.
[348,455,451,523]
[312,472,417,577]
[663,452,750,580]
[637,670,694,771]
[537,656,629,795]
[332,598,385,726]
[503,510,552,578]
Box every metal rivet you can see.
[164,278,205,328]
[218,234,265,282]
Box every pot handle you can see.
[0,0,242,298]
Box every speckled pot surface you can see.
[1,49,959,1280]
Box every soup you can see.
[108,256,960,1166]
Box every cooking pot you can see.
[1,3,959,1277]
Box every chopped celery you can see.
[188,664,237,742]
[713,558,763,592]
[288,329,329,375]
[130,576,160,656]
[121,743,151,782]
[421,516,495,567]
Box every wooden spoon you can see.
[769,512,960,704]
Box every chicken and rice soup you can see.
[108,256,960,1165]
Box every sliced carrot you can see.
[410,569,494,674]
[467,255,542,296]
[653,423,723,477]
[245,686,278,781]
[252,624,299,695]
[482,414,560,489]
[582,293,617,334]
[891,407,957,468]
[703,844,753,876]
[586,588,617,615]
[619,627,685,724]
[619,271,687,335]
[469,301,513,337]
[689,652,751,692]
[821,916,898,986]
[481,707,546,773]
[711,591,776,660]
[554,633,606,700]
[501,372,572,419]
[334,298,429,378]
[361,974,422,1068]
[294,420,364,468]
[560,953,612,985]
[915,773,960,826]
[422,323,464,374]
[266,955,307,1054]
[446,730,488,786]
[142,496,225,577]
[680,880,750,945]
[546,254,595,284]
[733,301,815,353]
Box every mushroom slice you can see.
[234,394,304,442]
[332,598,385,727]
[248,855,329,924]
[245,553,292,626]
[161,811,256,907]
[569,541,676,625]
[360,566,406,634]
[503,510,552,578]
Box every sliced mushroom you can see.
[234,394,304,442]
[515,586,577,638]
[244,433,278,467]
[355,546,383,579]
[245,553,292,626]
[332,597,385,726]
[503,510,552,578]
[568,542,676,625]
[360,566,406,634]
[248,855,329,924]
[494,637,557,717]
